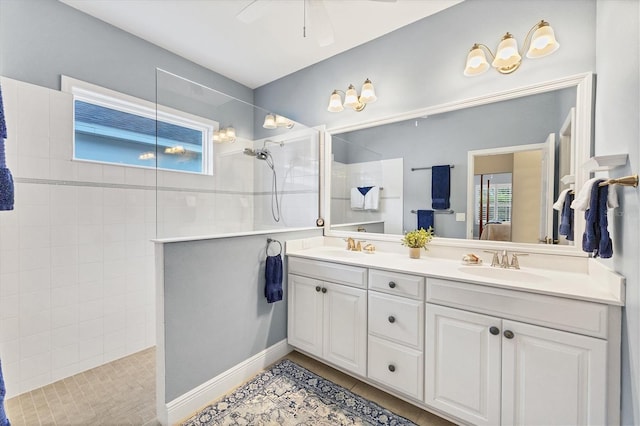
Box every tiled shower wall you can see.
[0,77,158,398]
[0,76,320,398]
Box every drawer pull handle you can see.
[388,364,396,372]
[489,326,500,336]
[321,287,327,294]
[315,286,321,292]
[503,330,515,339]
[388,316,396,323]
[388,281,396,288]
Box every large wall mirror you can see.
[325,73,593,253]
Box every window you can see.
[63,76,214,174]
[475,183,513,224]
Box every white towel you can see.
[350,187,364,210]
[364,186,380,210]
[571,177,619,211]
[553,188,572,211]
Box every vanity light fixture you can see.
[263,113,294,129]
[464,20,560,76]
[213,126,237,143]
[138,152,155,160]
[327,78,377,112]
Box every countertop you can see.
[286,243,625,306]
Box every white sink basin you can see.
[458,266,549,284]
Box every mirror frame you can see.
[323,73,593,256]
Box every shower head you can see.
[255,148,270,160]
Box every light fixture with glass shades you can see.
[327,78,377,112]
[213,126,236,143]
[464,20,560,76]
[263,113,294,129]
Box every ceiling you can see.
[59,0,462,89]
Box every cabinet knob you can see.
[489,326,500,336]
[503,330,514,339]
[388,281,396,288]
[315,286,321,292]
[388,364,396,372]
[388,315,396,323]
[321,287,327,293]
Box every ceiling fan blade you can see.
[307,0,334,47]
[236,0,269,24]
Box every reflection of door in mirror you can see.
[469,142,555,244]
[475,172,513,241]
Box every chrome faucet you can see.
[510,252,528,269]
[500,250,510,268]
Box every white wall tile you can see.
[0,317,19,342]
[103,165,126,184]
[52,344,79,370]
[19,267,50,294]
[19,310,51,337]
[51,225,78,247]
[51,323,79,348]
[20,331,52,358]
[49,90,73,142]
[51,265,78,288]
[77,162,103,182]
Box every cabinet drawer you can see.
[288,257,367,288]
[368,335,424,401]
[369,269,424,300]
[369,292,423,349]
[426,278,609,339]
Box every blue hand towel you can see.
[0,84,13,212]
[582,179,603,254]
[417,210,434,232]
[431,165,450,210]
[265,255,283,303]
[0,357,10,426]
[357,186,373,196]
[558,192,574,241]
[597,185,613,258]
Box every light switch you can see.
[456,213,466,222]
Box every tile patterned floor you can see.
[5,347,453,426]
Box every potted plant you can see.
[401,227,434,259]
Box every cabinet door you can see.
[425,304,502,426]
[501,320,607,426]
[323,281,367,376]
[287,274,323,357]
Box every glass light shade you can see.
[213,132,221,142]
[359,79,377,103]
[492,34,522,69]
[527,24,560,58]
[263,113,276,129]
[225,127,236,140]
[343,85,359,108]
[327,91,344,112]
[464,45,490,76]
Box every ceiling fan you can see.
[236,0,397,47]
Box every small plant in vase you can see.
[401,227,434,259]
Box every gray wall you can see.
[255,0,596,129]
[0,0,252,104]
[162,229,321,401]
[595,1,640,424]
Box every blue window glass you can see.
[74,100,205,173]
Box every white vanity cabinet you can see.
[426,278,614,426]
[287,257,367,376]
[367,269,425,400]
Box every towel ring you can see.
[267,238,282,256]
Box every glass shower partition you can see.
[154,69,320,240]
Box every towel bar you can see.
[411,209,454,214]
[411,165,455,172]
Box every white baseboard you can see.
[161,339,292,425]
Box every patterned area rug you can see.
[182,359,417,425]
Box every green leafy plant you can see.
[401,227,434,250]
